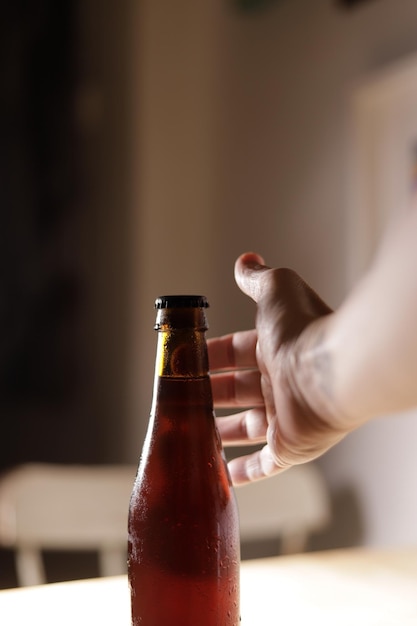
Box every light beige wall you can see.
[125,0,417,546]
[125,1,222,456]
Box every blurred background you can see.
[1,0,417,586]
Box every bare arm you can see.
[312,206,417,424]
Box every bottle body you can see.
[128,297,240,625]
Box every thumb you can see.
[234,252,271,303]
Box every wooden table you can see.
[1,547,416,625]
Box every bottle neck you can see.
[154,307,210,379]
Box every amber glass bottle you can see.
[128,295,240,625]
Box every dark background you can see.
[0,0,135,475]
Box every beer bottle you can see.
[128,295,240,625]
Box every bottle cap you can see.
[155,295,209,309]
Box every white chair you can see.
[0,461,330,585]
[0,463,136,586]
[235,463,331,555]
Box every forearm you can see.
[296,207,417,431]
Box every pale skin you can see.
[208,200,417,485]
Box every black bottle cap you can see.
[155,295,209,309]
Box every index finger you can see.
[207,329,258,372]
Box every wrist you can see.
[290,315,364,434]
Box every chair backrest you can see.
[0,463,137,586]
[235,463,331,555]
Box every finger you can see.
[216,408,268,446]
[228,445,286,486]
[210,369,264,408]
[234,252,270,303]
[207,329,257,372]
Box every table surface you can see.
[1,546,417,625]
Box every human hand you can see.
[208,252,348,485]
